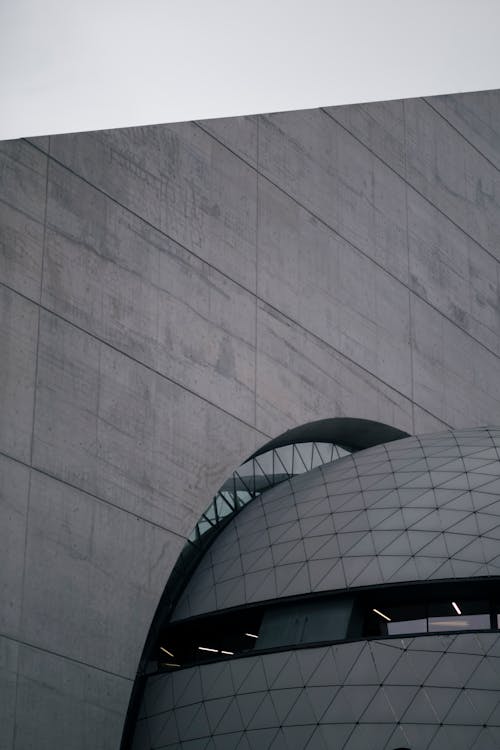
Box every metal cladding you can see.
[173,427,500,621]
[132,427,500,749]
[136,633,500,750]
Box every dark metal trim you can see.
[249,418,410,458]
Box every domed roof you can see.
[172,426,500,621]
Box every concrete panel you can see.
[0,455,30,637]
[0,285,38,463]
[43,162,256,423]
[14,645,130,750]
[24,137,50,153]
[427,89,500,171]
[158,123,257,289]
[0,140,46,301]
[411,295,500,428]
[258,109,408,283]
[32,310,100,495]
[405,98,500,259]
[408,188,500,355]
[50,126,163,228]
[33,310,262,532]
[255,302,413,438]
[257,179,411,395]
[0,637,18,750]
[324,99,405,176]
[412,406,450,435]
[197,115,258,166]
[50,124,257,289]
[21,470,183,676]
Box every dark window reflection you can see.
[157,586,499,672]
[161,608,263,669]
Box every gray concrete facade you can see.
[2,88,500,747]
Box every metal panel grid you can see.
[173,427,500,621]
[134,632,500,750]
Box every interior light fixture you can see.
[245,633,258,638]
[160,646,174,657]
[452,601,462,615]
[373,608,391,622]
[198,646,219,653]
[221,650,234,655]
[162,662,180,668]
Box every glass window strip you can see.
[157,581,500,673]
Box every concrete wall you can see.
[1,88,500,748]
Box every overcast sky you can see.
[2,0,500,141]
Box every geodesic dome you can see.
[131,427,500,750]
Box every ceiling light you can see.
[221,650,234,655]
[373,608,391,622]
[198,646,219,653]
[452,601,462,615]
[162,662,180,667]
[245,633,258,638]
[160,646,174,658]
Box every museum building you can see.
[3,87,500,749]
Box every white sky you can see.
[1,0,500,141]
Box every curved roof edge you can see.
[250,418,410,459]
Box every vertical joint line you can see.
[254,116,260,427]
[29,148,50,467]
[403,99,415,435]
[16,147,51,746]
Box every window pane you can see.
[388,618,427,635]
[428,613,490,632]
[365,602,427,637]
[428,599,490,632]
[258,598,354,649]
